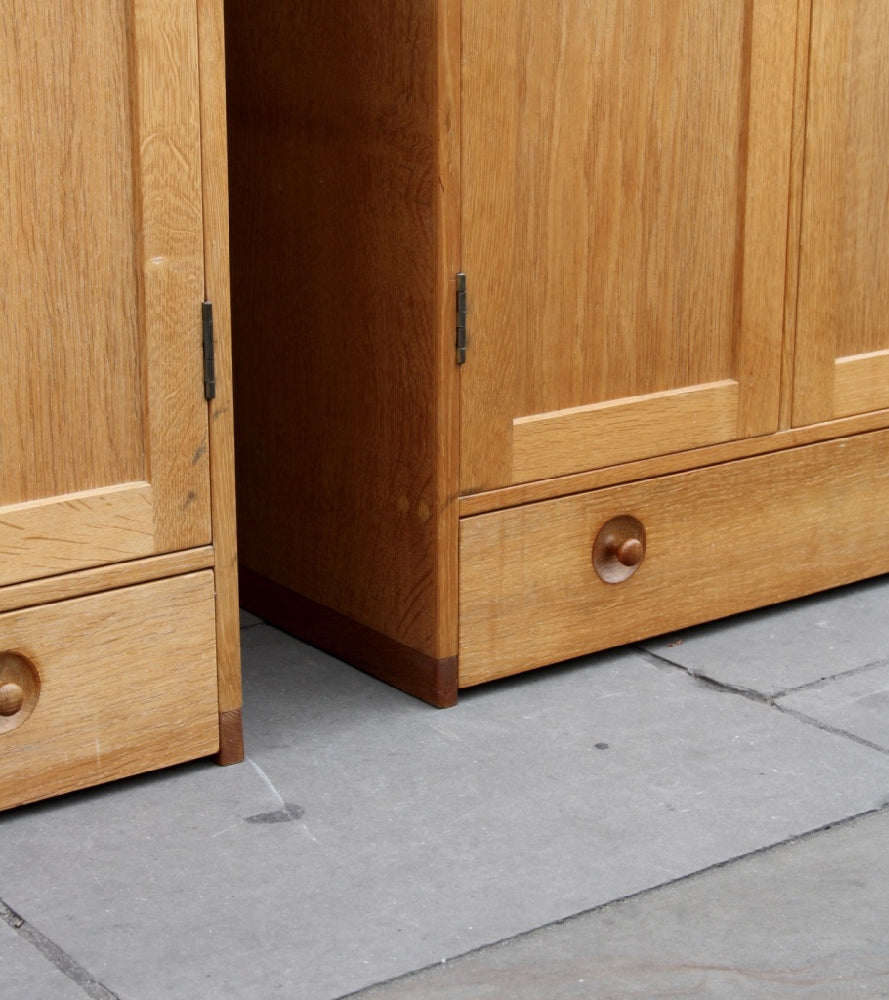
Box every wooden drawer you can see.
[0,572,219,811]
[459,428,889,686]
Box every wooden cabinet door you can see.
[792,0,889,426]
[460,1,797,494]
[0,1,210,587]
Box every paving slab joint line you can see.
[0,897,120,1000]
[765,655,889,701]
[637,647,889,704]
[634,647,772,704]
[637,647,889,755]
[335,802,889,1000]
[773,703,889,756]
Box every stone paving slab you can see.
[641,575,889,698]
[0,917,88,1000]
[1,628,888,1000]
[239,608,263,628]
[351,808,889,1000]
[777,662,889,752]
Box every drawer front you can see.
[459,429,889,686]
[0,572,219,810]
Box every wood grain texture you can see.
[222,2,888,702]
[733,0,797,436]
[1,1,240,800]
[793,0,889,426]
[0,572,219,811]
[0,484,155,587]
[457,0,520,491]
[197,0,242,718]
[0,0,143,506]
[459,408,889,517]
[460,0,792,493]
[239,568,458,708]
[0,547,214,615]
[1,0,212,579]
[433,0,463,659]
[779,0,813,431]
[512,380,738,482]
[226,1,455,659]
[833,351,889,419]
[459,428,889,686]
[217,708,245,765]
[135,0,212,552]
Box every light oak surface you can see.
[0,547,215,616]
[0,0,211,586]
[512,380,739,482]
[779,0,815,432]
[0,573,219,811]
[793,0,889,425]
[459,0,796,493]
[459,408,889,518]
[196,0,242,717]
[833,351,889,419]
[0,484,155,587]
[0,0,243,806]
[459,429,889,686]
[0,0,143,505]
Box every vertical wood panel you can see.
[434,0,462,658]
[459,0,520,492]
[135,0,211,550]
[196,0,242,716]
[0,2,144,505]
[780,0,813,430]
[227,1,446,655]
[793,0,889,425]
[734,0,797,436]
[508,1,747,407]
[1,1,212,574]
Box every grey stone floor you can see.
[1,575,888,999]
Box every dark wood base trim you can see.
[238,567,459,708]
[216,708,245,765]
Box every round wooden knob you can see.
[614,537,644,567]
[0,651,40,736]
[0,683,25,717]
[593,515,647,583]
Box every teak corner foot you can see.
[238,568,459,708]
[217,709,245,765]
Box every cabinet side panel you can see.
[197,0,242,726]
[225,2,444,655]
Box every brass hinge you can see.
[202,301,216,400]
[456,272,467,365]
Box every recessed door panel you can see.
[0,0,210,584]
[793,0,889,425]
[460,0,795,493]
